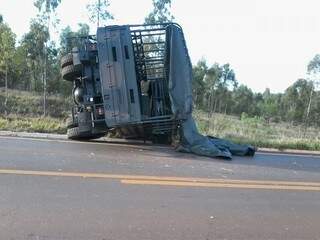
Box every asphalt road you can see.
[0,136,319,240]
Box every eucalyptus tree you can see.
[305,54,320,125]
[86,0,113,27]
[192,59,208,109]
[59,23,90,55]
[34,0,61,116]
[21,19,49,92]
[145,0,174,24]
[0,18,16,116]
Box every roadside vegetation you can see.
[0,89,69,134]
[0,115,66,134]
[194,110,320,151]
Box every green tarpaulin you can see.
[166,24,256,159]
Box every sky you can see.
[1,0,320,93]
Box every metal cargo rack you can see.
[129,24,173,119]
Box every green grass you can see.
[0,116,66,134]
[193,110,320,151]
[0,89,70,134]
[0,88,72,118]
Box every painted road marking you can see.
[0,169,319,191]
[121,179,320,191]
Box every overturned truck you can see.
[61,23,255,159]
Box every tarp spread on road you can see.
[165,24,256,159]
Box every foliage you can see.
[59,23,90,55]
[308,54,320,73]
[34,0,61,14]
[192,61,238,115]
[0,20,16,84]
[145,0,174,24]
[86,0,113,27]
[34,0,61,29]
[192,58,320,128]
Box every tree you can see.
[145,0,174,24]
[203,64,220,115]
[192,59,208,109]
[0,19,16,116]
[308,54,320,73]
[58,24,91,96]
[202,63,237,115]
[257,89,281,122]
[87,0,113,27]
[21,19,49,92]
[282,79,313,123]
[306,54,320,125]
[59,23,90,56]
[231,85,255,116]
[11,45,31,90]
[59,23,90,55]
[34,0,61,116]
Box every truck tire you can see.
[67,126,105,140]
[61,64,81,81]
[61,53,73,68]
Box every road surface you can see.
[0,136,319,240]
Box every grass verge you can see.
[0,116,66,134]
[194,110,320,151]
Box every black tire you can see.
[60,53,73,68]
[61,64,81,81]
[67,126,105,140]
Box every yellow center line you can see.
[121,179,320,191]
[0,168,319,191]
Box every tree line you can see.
[192,56,320,126]
[1,0,320,127]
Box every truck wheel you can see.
[61,53,73,68]
[67,126,105,140]
[61,64,81,81]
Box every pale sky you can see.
[1,0,320,93]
